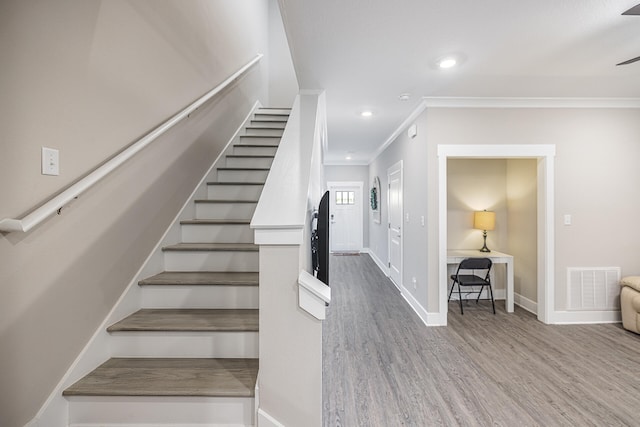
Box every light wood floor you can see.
[323,254,640,426]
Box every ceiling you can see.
[278,0,640,164]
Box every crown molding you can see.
[368,100,428,165]
[422,97,640,109]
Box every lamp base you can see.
[479,230,491,253]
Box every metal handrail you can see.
[0,54,263,233]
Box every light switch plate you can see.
[42,147,59,176]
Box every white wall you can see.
[268,0,298,106]
[369,112,429,309]
[324,165,369,248]
[254,93,326,427]
[0,1,297,425]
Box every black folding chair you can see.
[448,257,495,315]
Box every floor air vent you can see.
[567,267,620,311]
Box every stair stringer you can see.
[25,101,263,427]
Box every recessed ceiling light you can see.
[398,93,410,101]
[438,57,457,69]
[345,155,352,160]
[361,111,373,117]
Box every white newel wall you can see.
[251,92,327,427]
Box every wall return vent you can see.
[567,267,621,311]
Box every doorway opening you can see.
[438,145,556,325]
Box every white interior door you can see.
[328,182,363,253]
[388,162,403,287]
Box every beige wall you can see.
[447,159,508,252]
[374,106,639,315]
[0,1,279,426]
[426,107,640,313]
[447,159,537,299]
[506,159,538,303]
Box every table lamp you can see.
[474,210,495,253]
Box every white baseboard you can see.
[514,293,538,315]
[27,102,261,427]
[257,408,285,427]
[551,310,621,325]
[400,286,446,326]
[361,248,389,276]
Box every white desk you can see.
[447,249,514,313]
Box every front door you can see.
[388,162,403,288]
[328,182,363,253]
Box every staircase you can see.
[62,108,290,427]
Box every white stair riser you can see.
[226,156,274,169]
[141,285,258,309]
[164,251,259,272]
[238,136,281,146]
[110,332,259,358]
[233,145,278,156]
[250,120,286,129]
[182,223,253,243]
[207,184,264,200]
[244,128,284,137]
[217,169,269,182]
[195,202,257,220]
[68,396,254,426]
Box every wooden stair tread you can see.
[139,271,259,286]
[162,243,258,252]
[180,219,251,225]
[239,135,282,139]
[245,126,284,130]
[107,309,258,332]
[63,358,258,397]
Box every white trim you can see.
[257,408,286,427]
[514,293,538,315]
[400,286,447,326]
[368,100,428,164]
[253,227,304,245]
[362,248,389,276]
[438,144,556,325]
[552,310,621,325]
[298,270,331,320]
[438,144,556,158]
[25,104,261,427]
[327,181,364,252]
[423,97,640,109]
[387,160,403,292]
[0,54,264,234]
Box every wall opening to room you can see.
[446,158,538,317]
